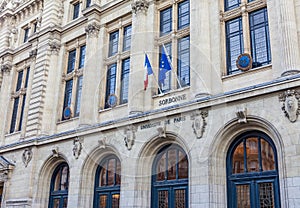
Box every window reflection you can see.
[232,137,275,174]
[99,157,121,187]
[155,147,188,181]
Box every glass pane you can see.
[73,2,80,19]
[105,64,117,108]
[61,166,69,190]
[177,36,190,87]
[226,17,243,74]
[232,142,244,174]
[16,70,23,91]
[123,25,132,51]
[109,31,119,56]
[178,0,190,29]
[158,190,168,208]
[52,198,60,208]
[63,197,68,208]
[74,76,83,117]
[159,43,172,92]
[100,164,107,186]
[175,189,186,208]
[225,0,241,11]
[54,170,61,191]
[120,58,130,104]
[79,45,86,68]
[178,150,188,179]
[259,182,274,208]
[160,7,172,36]
[10,97,19,133]
[67,50,76,73]
[250,8,271,68]
[261,139,275,171]
[116,160,121,185]
[107,159,116,186]
[167,149,177,180]
[99,195,108,208]
[157,152,166,181]
[112,194,120,208]
[236,184,250,208]
[246,137,259,172]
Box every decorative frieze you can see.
[85,22,100,38]
[124,126,137,150]
[279,89,300,123]
[131,0,149,14]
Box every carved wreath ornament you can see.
[279,89,300,122]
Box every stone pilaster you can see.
[78,21,102,126]
[128,0,153,114]
[277,0,300,76]
[190,0,218,98]
[0,63,14,145]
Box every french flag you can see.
[144,54,153,90]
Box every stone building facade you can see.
[0,0,299,207]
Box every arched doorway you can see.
[93,155,121,208]
[151,144,189,208]
[226,131,281,208]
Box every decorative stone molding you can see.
[72,137,83,159]
[0,156,15,182]
[48,40,61,55]
[191,110,208,139]
[124,126,136,150]
[279,89,300,122]
[85,22,100,38]
[51,146,59,157]
[236,108,247,124]
[131,0,149,14]
[98,137,108,149]
[22,148,33,167]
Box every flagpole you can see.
[144,52,163,94]
[162,44,183,89]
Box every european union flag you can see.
[159,47,172,85]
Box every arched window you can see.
[151,144,188,208]
[49,162,69,208]
[94,156,121,208]
[226,131,281,208]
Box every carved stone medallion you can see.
[191,110,208,139]
[124,126,137,150]
[73,137,83,159]
[279,89,300,122]
[22,148,33,167]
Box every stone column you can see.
[79,21,102,126]
[277,0,300,76]
[128,0,153,114]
